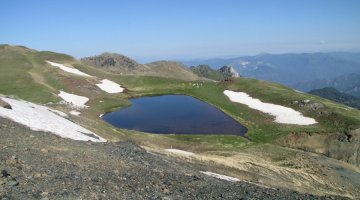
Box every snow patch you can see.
[0,97,105,142]
[58,91,89,108]
[239,61,249,66]
[343,106,353,111]
[165,149,195,156]
[294,89,304,94]
[224,90,317,125]
[96,79,124,93]
[46,61,92,77]
[230,67,240,77]
[200,171,239,182]
[69,110,81,116]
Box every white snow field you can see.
[0,97,106,142]
[96,79,124,93]
[46,61,92,77]
[223,90,317,125]
[69,110,81,116]
[165,149,196,156]
[200,171,240,182]
[58,91,89,108]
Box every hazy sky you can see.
[1,0,360,62]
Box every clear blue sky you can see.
[1,0,360,62]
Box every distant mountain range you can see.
[183,52,360,96]
[296,73,360,98]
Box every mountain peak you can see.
[81,52,144,74]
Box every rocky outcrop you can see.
[81,53,149,74]
[0,99,11,110]
[190,65,240,81]
[290,99,325,111]
[190,64,224,81]
[218,65,240,78]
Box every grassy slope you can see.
[0,46,57,103]
[145,61,200,81]
[115,77,360,143]
[1,44,360,148]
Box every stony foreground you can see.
[0,118,347,200]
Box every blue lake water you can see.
[102,95,247,136]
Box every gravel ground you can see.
[0,118,347,200]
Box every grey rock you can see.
[6,179,19,187]
[0,99,11,110]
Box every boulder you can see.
[0,99,12,109]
